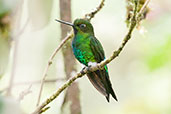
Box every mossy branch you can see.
[31,0,150,114]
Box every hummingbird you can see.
[56,18,117,102]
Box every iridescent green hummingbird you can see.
[56,18,118,102]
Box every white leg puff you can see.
[88,62,97,67]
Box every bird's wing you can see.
[89,36,105,63]
[88,36,118,102]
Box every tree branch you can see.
[6,1,29,96]
[31,0,150,113]
[36,0,105,107]
[0,78,65,94]
[6,39,19,96]
[84,0,105,21]
[59,0,81,114]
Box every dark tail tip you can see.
[106,95,110,102]
[111,92,118,102]
[113,94,118,101]
[106,94,118,102]
[109,86,118,102]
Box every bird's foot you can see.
[81,64,94,74]
[80,67,86,74]
[87,65,93,73]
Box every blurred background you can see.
[0,0,171,114]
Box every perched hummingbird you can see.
[56,18,117,102]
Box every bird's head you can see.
[55,18,94,35]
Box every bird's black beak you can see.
[55,19,74,27]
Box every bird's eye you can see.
[79,24,86,28]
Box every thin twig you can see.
[36,32,73,106]
[36,0,106,107]
[0,78,65,94]
[99,0,138,68]
[6,38,19,96]
[31,0,150,113]
[59,0,81,113]
[14,78,65,85]
[13,17,30,38]
[84,0,105,21]
[18,85,32,102]
[138,0,150,15]
[136,0,150,24]
[6,17,31,95]
[6,0,29,96]
[32,71,86,114]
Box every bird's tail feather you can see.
[87,69,118,102]
[103,70,118,101]
[87,72,108,97]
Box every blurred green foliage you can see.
[0,96,4,114]
[146,35,171,71]
[0,37,9,78]
[0,1,10,78]
[0,0,9,15]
